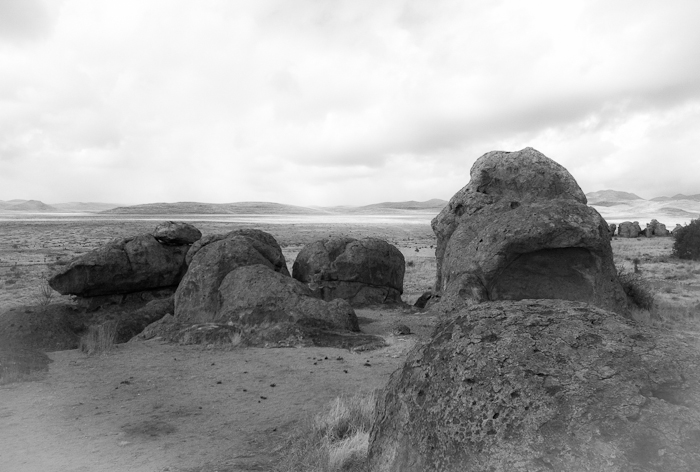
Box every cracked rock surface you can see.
[368,299,700,472]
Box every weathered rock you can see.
[174,229,290,323]
[368,300,700,472]
[431,148,627,314]
[217,264,359,331]
[49,234,189,297]
[618,221,642,238]
[153,221,202,245]
[609,223,617,236]
[645,219,669,237]
[292,237,405,306]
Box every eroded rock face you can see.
[153,221,202,245]
[49,233,190,297]
[292,237,405,306]
[619,221,642,238]
[175,229,290,323]
[431,148,627,313]
[368,300,700,472]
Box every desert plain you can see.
[1,213,700,471]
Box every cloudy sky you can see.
[1,0,699,206]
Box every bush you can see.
[673,219,700,260]
[618,268,655,311]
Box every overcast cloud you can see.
[1,0,699,206]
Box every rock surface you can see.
[609,223,617,236]
[153,221,202,245]
[217,265,359,331]
[368,300,700,472]
[292,237,405,306]
[618,221,642,238]
[431,148,627,313]
[174,229,290,323]
[49,234,189,297]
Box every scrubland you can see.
[1,218,699,471]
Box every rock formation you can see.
[609,223,617,236]
[49,222,201,298]
[175,229,359,332]
[174,229,290,323]
[618,221,642,238]
[217,265,359,331]
[292,237,405,306]
[644,219,669,237]
[431,147,627,314]
[153,221,202,245]
[368,300,700,472]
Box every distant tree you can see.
[672,219,700,260]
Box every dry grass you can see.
[79,320,118,356]
[274,390,376,472]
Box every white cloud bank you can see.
[1,0,700,205]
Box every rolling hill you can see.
[101,201,330,215]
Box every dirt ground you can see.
[0,217,438,472]
[0,306,436,472]
[3,218,700,471]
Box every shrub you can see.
[673,219,700,260]
[79,320,118,356]
[618,268,655,311]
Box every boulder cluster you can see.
[367,148,700,471]
[614,219,670,237]
[2,222,405,352]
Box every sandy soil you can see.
[0,306,436,472]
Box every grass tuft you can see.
[274,390,376,472]
[79,320,118,356]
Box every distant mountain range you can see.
[2,193,698,227]
[584,190,700,227]
[0,199,121,212]
[0,198,448,215]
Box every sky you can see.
[1,0,700,207]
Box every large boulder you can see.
[292,237,405,306]
[174,229,290,324]
[368,300,700,472]
[618,221,642,238]
[644,219,669,237]
[217,264,359,331]
[431,148,627,314]
[153,221,202,245]
[49,233,190,297]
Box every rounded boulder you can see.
[368,300,700,472]
[292,236,405,306]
